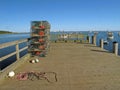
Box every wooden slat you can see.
[0,41,17,49]
[0,39,28,49]
[19,46,28,52]
[32,48,43,51]
[0,51,17,61]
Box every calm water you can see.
[0,32,120,70]
[95,31,120,55]
[0,34,30,44]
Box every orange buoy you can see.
[36,51,41,55]
[39,25,45,29]
[39,45,45,50]
[39,31,44,36]
[39,39,44,42]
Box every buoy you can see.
[8,71,15,77]
[31,60,35,63]
[39,25,45,29]
[39,31,44,36]
[39,39,44,42]
[36,51,41,55]
[39,45,45,50]
[35,59,39,63]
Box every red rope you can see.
[16,71,58,83]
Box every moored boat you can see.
[107,32,114,40]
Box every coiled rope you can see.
[16,71,57,83]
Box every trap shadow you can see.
[90,49,110,53]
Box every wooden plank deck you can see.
[1,43,120,90]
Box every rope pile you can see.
[16,71,57,83]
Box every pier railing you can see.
[50,33,89,43]
[0,39,28,62]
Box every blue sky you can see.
[0,0,120,32]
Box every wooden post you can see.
[94,35,97,46]
[92,35,97,46]
[92,36,94,44]
[88,36,91,44]
[113,42,118,56]
[16,42,20,60]
[100,39,104,49]
[77,34,79,41]
[68,33,69,41]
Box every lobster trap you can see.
[28,21,50,57]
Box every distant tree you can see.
[0,30,12,34]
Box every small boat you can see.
[103,40,109,45]
[118,32,120,36]
[94,31,98,35]
[107,32,114,40]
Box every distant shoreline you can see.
[0,31,12,34]
[0,31,30,34]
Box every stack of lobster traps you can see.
[28,21,50,57]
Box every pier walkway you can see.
[1,43,120,90]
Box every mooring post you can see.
[113,41,118,56]
[16,41,20,60]
[92,34,97,46]
[100,39,104,49]
[92,36,94,44]
[88,36,91,44]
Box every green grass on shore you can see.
[0,30,12,34]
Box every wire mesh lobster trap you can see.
[28,21,50,57]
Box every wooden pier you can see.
[1,42,120,90]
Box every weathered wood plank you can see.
[19,46,28,52]
[0,39,28,49]
[0,51,16,61]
